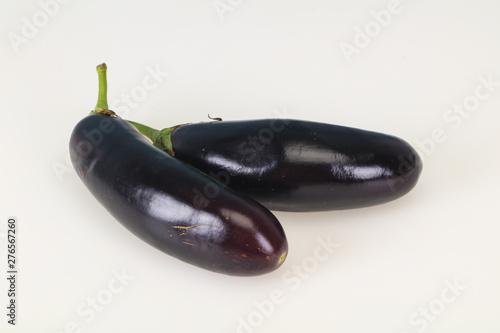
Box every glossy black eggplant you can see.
[132,118,422,212]
[69,64,287,276]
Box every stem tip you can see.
[96,63,107,72]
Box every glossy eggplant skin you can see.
[69,114,287,276]
[170,119,423,212]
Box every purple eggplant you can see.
[69,64,287,276]
[130,118,422,212]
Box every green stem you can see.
[127,120,186,156]
[89,63,115,117]
[88,62,182,155]
[128,121,161,143]
[95,63,108,110]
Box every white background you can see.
[1,0,500,332]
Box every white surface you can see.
[1,0,500,332]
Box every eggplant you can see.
[69,64,287,276]
[130,118,422,212]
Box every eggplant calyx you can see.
[90,108,118,117]
[154,124,186,156]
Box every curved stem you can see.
[127,121,187,156]
[128,121,161,143]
